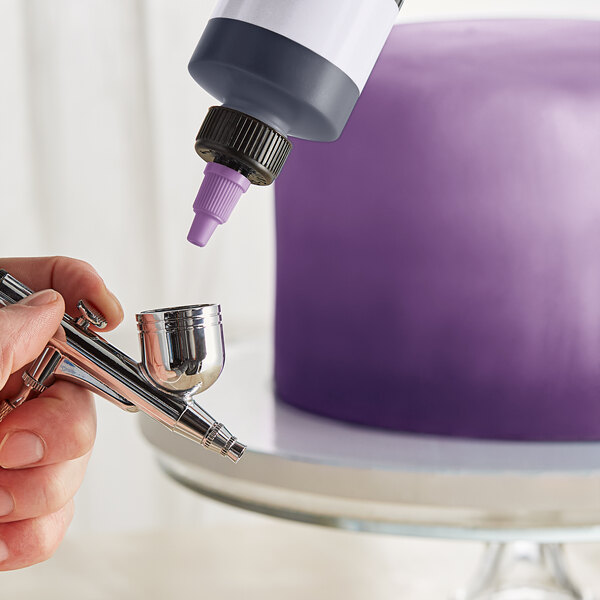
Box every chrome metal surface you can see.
[0,270,245,463]
[6,347,60,411]
[25,346,63,390]
[136,305,224,394]
[22,371,48,394]
[6,387,33,409]
[0,401,12,421]
[76,300,108,330]
[176,406,245,462]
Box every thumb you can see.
[0,290,65,389]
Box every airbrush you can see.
[0,270,245,463]
[0,1,407,464]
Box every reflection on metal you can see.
[0,270,245,463]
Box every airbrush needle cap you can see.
[187,162,251,247]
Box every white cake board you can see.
[140,337,600,544]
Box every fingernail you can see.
[0,431,45,468]
[0,487,14,517]
[0,539,8,563]
[20,289,59,308]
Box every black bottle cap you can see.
[195,106,292,186]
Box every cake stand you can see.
[140,338,600,600]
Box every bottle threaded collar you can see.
[194,106,292,186]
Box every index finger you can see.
[0,257,123,331]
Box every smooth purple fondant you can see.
[274,20,600,441]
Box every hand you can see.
[0,257,123,570]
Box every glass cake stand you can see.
[141,338,600,600]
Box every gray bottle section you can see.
[189,18,360,142]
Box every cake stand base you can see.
[454,543,593,600]
[141,339,600,600]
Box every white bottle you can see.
[187,0,403,246]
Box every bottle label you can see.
[212,0,399,91]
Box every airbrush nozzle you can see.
[176,404,246,463]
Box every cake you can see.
[274,20,600,441]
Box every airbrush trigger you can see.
[76,300,108,330]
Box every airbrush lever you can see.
[0,270,245,463]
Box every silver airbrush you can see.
[0,270,245,463]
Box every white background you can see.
[0,0,599,538]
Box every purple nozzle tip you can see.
[188,162,251,247]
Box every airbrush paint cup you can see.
[137,304,225,393]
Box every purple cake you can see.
[274,20,600,441]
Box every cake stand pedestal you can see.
[454,542,592,599]
[141,338,600,600]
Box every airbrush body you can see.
[0,270,245,463]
